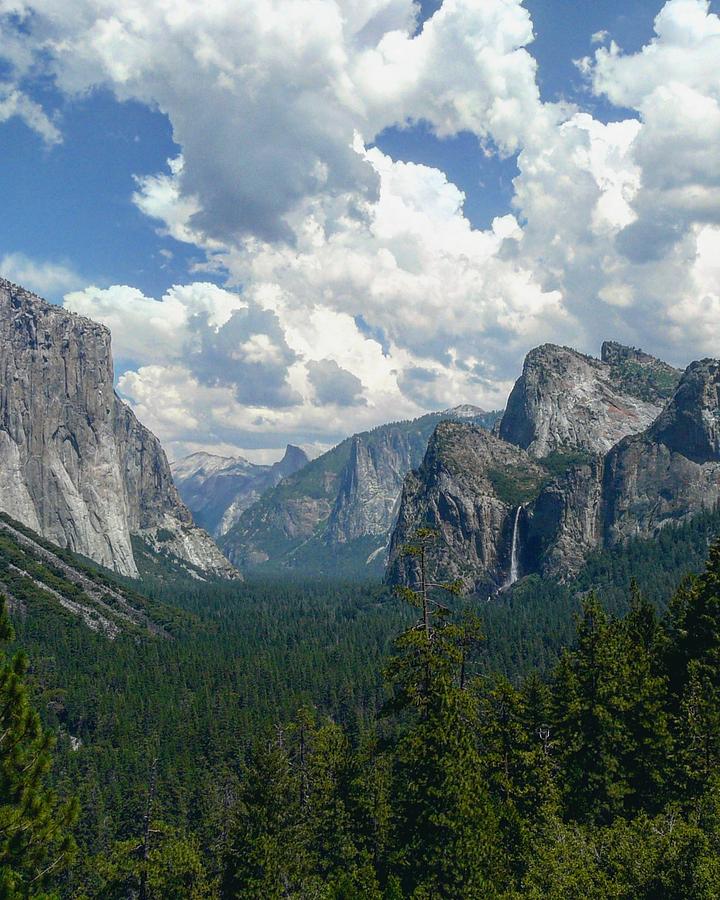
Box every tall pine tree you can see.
[0,596,78,898]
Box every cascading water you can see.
[506,505,522,587]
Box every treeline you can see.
[7,537,720,897]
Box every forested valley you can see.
[0,507,719,896]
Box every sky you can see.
[1,0,719,463]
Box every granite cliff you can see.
[386,422,548,592]
[602,358,720,547]
[387,343,719,594]
[0,277,238,580]
[497,341,681,456]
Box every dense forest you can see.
[2,507,720,896]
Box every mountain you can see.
[0,277,238,581]
[171,444,309,538]
[603,358,720,547]
[220,406,502,576]
[497,341,681,456]
[386,422,548,593]
[387,342,718,594]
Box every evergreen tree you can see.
[389,670,505,898]
[552,596,631,823]
[0,597,78,898]
[554,591,672,823]
[477,675,558,879]
[619,585,672,813]
[664,542,720,795]
[79,823,214,899]
[221,729,308,898]
[385,531,506,897]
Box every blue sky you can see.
[1,0,719,459]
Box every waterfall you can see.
[507,506,522,587]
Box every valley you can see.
[1,275,719,896]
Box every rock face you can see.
[603,359,720,547]
[0,277,239,580]
[387,343,719,594]
[172,444,309,538]
[497,342,681,456]
[386,423,548,592]
[221,407,502,576]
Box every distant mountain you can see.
[220,406,502,576]
[386,342,718,595]
[172,445,309,538]
[0,277,239,581]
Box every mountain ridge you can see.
[172,443,310,538]
[221,405,502,576]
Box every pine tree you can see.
[0,596,78,898]
[477,675,559,879]
[552,596,630,823]
[220,728,308,898]
[620,585,672,813]
[82,823,214,899]
[553,590,673,823]
[663,541,720,795]
[385,531,506,897]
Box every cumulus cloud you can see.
[307,359,366,407]
[1,252,82,295]
[1,0,550,243]
[3,0,720,454]
[65,279,420,456]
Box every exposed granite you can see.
[0,277,239,580]
[385,422,548,592]
[221,407,502,574]
[387,344,719,595]
[172,444,309,538]
[603,359,720,546]
[498,342,681,457]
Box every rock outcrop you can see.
[0,277,239,580]
[497,342,681,457]
[172,444,309,538]
[387,343,718,594]
[221,407,502,576]
[386,422,548,592]
[602,359,720,547]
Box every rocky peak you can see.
[171,451,249,482]
[648,359,720,463]
[441,404,489,419]
[277,444,310,474]
[601,340,655,366]
[498,341,681,457]
[387,345,717,596]
[173,442,309,538]
[601,340,682,404]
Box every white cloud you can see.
[2,0,720,454]
[0,84,61,143]
[1,252,82,295]
[2,0,551,243]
